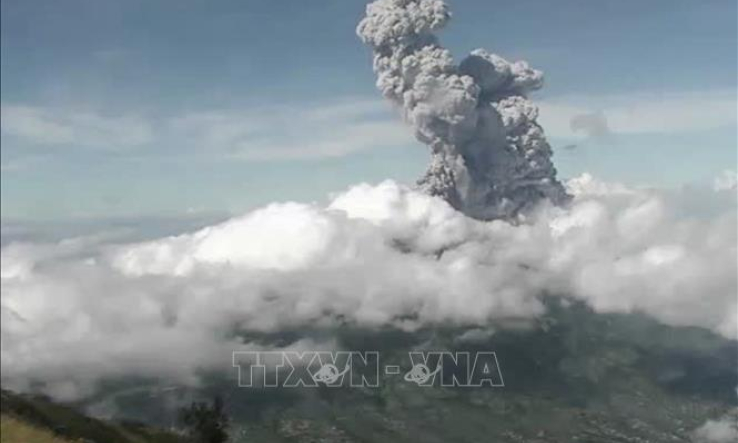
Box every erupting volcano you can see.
[358,0,569,220]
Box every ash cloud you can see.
[570,110,610,137]
[357,0,568,220]
[0,0,736,403]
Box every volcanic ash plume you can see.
[357,0,569,220]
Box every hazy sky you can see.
[1,0,736,220]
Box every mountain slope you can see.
[81,299,737,443]
[0,389,185,443]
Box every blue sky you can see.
[1,0,736,220]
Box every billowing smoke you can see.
[357,0,569,220]
[0,0,735,403]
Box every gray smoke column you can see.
[357,0,569,220]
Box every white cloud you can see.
[1,98,414,161]
[538,89,737,139]
[713,170,737,192]
[170,98,413,160]
[692,413,738,443]
[0,155,50,173]
[0,105,154,150]
[1,175,735,399]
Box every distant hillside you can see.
[81,299,736,443]
[2,300,736,443]
[0,389,185,443]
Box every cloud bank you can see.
[1,174,735,399]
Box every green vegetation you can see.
[0,389,185,443]
[2,300,735,442]
[194,300,737,442]
[179,396,229,443]
[1,415,74,443]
